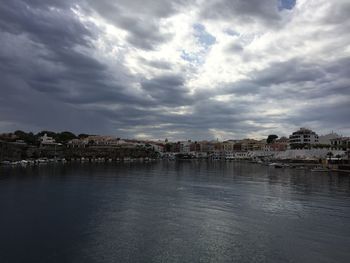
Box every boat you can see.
[0,160,11,166]
[311,167,329,172]
[20,160,29,166]
[269,162,283,168]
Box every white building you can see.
[148,143,165,153]
[83,136,120,146]
[330,137,350,151]
[179,141,191,153]
[234,152,249,159]
[225,152,235,160]
[289,128,319,148]
[67,138,88,148]
[318,132,340,145]
[40,133,56,145]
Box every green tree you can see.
[14,130,37,145]
[55,131,76,144]
[78,133,90,139]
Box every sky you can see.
[0,0,349,140]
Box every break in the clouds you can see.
[0,0,349,140]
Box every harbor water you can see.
[0,161,350,262]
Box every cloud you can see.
[138,57,173,70]
[0,0,349,140]
[84,0,188,50]
[140,74,192,106]
[200,0,284,26]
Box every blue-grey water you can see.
[0,161,350,263]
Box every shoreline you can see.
[1,158,349,174]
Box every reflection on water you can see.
[0,161,350,263]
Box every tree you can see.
[78,133,90,139]
[55,131,76,144]
[14,130,38,145]
[37,130,57,138]
[267,135,278,144]
[165,143,172,152]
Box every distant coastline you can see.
[1,129,349,173]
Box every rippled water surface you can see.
[1,161,350,263]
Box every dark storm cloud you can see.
[141,74,192,106]
[0,0,147,133]
[0,0,93,48]
[0,74,111,133]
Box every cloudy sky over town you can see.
[0,0,349,140]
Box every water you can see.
[0,161,350,263]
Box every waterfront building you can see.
[222,141,235,152]
[40,133,56,145]
[330,137,350,151]
[240,139,265,151]
[0,133,18,142]
[193,151,208,158]
[67,138,87,148]
[148,143,165,153]
[234,152,249,159]
[318,132,340,145]
[171,142,181,153]
[68,136,128,148]
[233,142,242,151]
[189,141,201,152]
[289,128,319,148]
[84,136,131,147]
[179,141,191,153]
[224,152,235,160]
[199,141,215,153]
[264,137,289,151]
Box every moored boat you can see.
[311,167,329,172]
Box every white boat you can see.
[20,160,29,166]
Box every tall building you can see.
[289,128,319,148]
